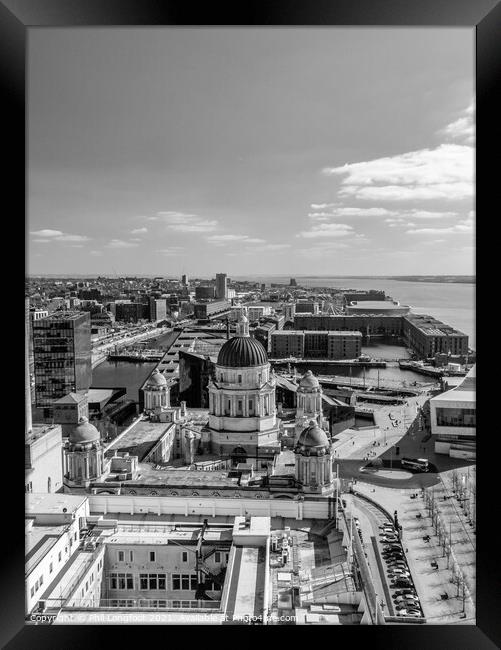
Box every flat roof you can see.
[26,493,88,516]
[272,330,362,336]
[225,545,266,621]
[26,526,66,576]
[106,419,175,461]
[103,522,232,546]
[348,301,405,309]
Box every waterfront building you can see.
[207,313,280,463]
[345,300,410,316]
[215,273,228,300]
[63,417,106,488]
[430,365,476,458]
[33,311,92,413]
[294,421,335,495]
[342,290,386,303]
[293,314,402,340]
[295,301,320,314]
[270,330,362,359]
[402,314,469,358]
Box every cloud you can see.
[323,143,474,201]
[30,229,90,242]
[296,223,354,239]
[439,102,475,145]
[207,234,266,245]
[297,241,351,256]
[30,229,63,237]
[89,250,102,256]
[310,203,339,209]
[156,247,185,255]
[131,227,148,234]
[105,239,139,248]
[155,211,218,232]
[258,243,291,251]
[406,213,474,235]
[308,207,396,220]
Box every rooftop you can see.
[106,419,175,461]
[26,493,88,517]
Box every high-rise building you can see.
[33,311,92,411]
[181,274,189,286]
[149,297,168,322]
[215,273,228,300]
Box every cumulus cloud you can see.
[308,207,396,220]
[323,143,474,201]
[406,212,474,235]
[89,250,103,256]
[105,239,139,248]
[131,227,148,234]
[156,246,185,255]
[296,223,354,239]
[30,229,91,242]
[439,102,475,145]
[154,211,218,233]
[207,234,266,245]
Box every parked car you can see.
[380,537,399,543]
[391,579,413,588]
[387,562,407,569]
[388,568,410,575]
[396,610,422,618]
[393,589,416,597]
[394,595,419,604]
[384,553,405,560]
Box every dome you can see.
[296,420,330,454]
[70,416,100,444]
[145,368,167,388]
[217,336,268,368]
[299,370,320,389]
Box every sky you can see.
[28,28,475,277]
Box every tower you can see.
[32,311,92,412]
[208,312,280,464]
[294,370,328,443]
[295,420,335,494]
[143,369,171,412]
[63,417,105,488]
[215,273,228,300]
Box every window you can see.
[238,374,242,383]
[182,552,188,563]
[49,562,53,574]
[58,551,62,562]
[111,574,118,589]
[39,575,43,586]
[215,552,221,563]
[35,580,39,592]
[140,574,148,590]
[118,551,125,562]
[172,574,197,591]
[30,586,34,598]
[118,574,126,590]
[225,553,229,563]
[149,575,158,590]
[158,575,166,590]
[149,551,156,562]
[129,551,134,562]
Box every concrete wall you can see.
[25,425,64,494]
[87,494,330,521]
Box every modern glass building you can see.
[33,311,92,411]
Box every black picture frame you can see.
[2,0,497,647]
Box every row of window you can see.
[108,573,220,591]
[29,530,80,599]
[116,550,227,565]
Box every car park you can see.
[391,579,413,588]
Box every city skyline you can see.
[28,28,474,276]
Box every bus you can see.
[401,457,430,472]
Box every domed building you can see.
[63,417,106,488]
[207,313,280,464]
[294,370,329,443]
[143,368,170,412]
[294,420,335,494]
